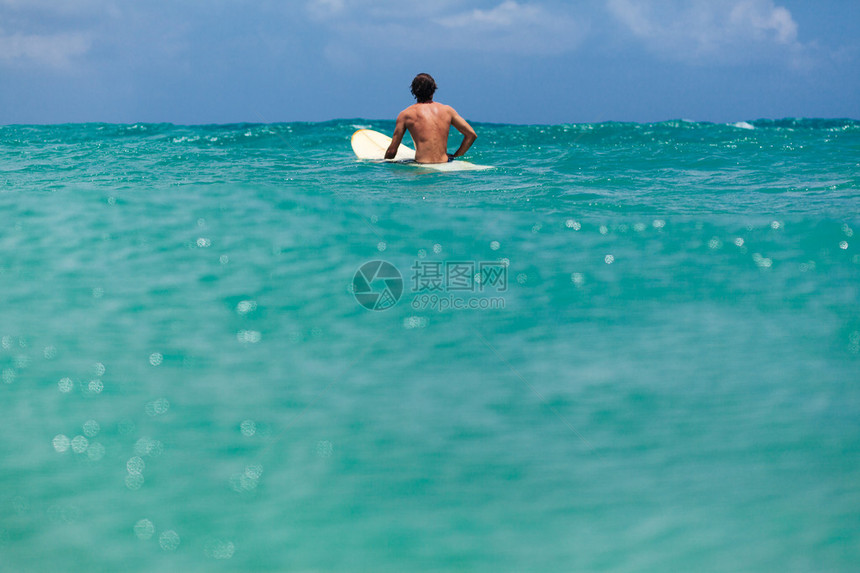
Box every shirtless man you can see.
[385,73,477,164]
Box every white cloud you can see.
[606,0,806,65]
[306,0,587,59]
[0,0,111,68]
[0,0,106,12]
[306,0,346,20]
[0,30,91,68]
[305,0,458,23]
[729,1,796,44]
[438,1,542,28]
[435,1,586,54]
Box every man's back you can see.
[385,73,476,164]
[399,102,458,164]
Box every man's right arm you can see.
[385,114,407,160]
[449,109,477,158]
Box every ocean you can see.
[1,119,858,572]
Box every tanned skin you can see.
[385,100,477,164]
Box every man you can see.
[385,73,477,164]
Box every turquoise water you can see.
[1,119,859,572]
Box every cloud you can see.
[436,1,586,55]
[729,0,796,44]
[438,1,549,28]
[0,0,106,69]
[306,0,587,60]
[306,0,459,22]
[606,0,807,65]
[306,0,346,20]
[0,31,91,68]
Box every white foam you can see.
[731,121,755,130]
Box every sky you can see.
[0,0,857,125]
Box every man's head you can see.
[410,73,437,103]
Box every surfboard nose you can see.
[351,129,415,161]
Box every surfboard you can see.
[351,129,492,172]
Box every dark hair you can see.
[410,73,437,103]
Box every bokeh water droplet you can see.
[159,530,180,551]
[82,419,100,437]
[240,420,257,437]
[205,538,235,560]
[145,398,170,417]
[134,519,155,540]
[236,300,257,314]
[58,377,74,393]
[236,330,261,343]
[125,473,145,490]
[86,442,105,461]
[52,434,70,453]
[127,456,145,475]
[70,435,89,454]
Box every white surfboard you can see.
[351,129,492,172]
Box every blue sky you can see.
[1,0,857,124]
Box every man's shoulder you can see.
[398,104,422,118]
[438,103,462,120]
[402,102,454,112]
